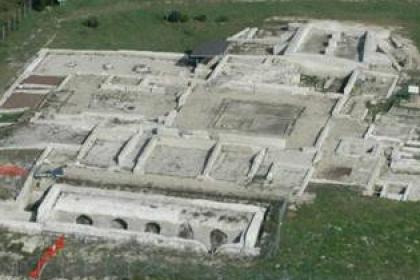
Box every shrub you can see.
[165,10,180,23]
[33,0,58,11]
[180,14,189,23]
[165,10,190,23]
[215,15,229,23]
[395,85,411,100]
[193,14,207,22]
[82,15,99,28]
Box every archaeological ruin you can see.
[0,19,420,258]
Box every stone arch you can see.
[178,223,194,239]
[76,214,93,225]
[145,222,161,234]
[210,229,228,251]
[111,218,128,230]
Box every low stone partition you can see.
[284,23,312,55]
[227,27,258,42]
[332,68,360,117]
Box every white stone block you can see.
[408,85,419,95]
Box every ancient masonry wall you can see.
[36,184,267,256]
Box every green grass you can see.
[275,186,420,279]
[0,111,23,123]
[50,0,420,52]
[51,0,420,51]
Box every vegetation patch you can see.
[193,14,207,22]
[82,15,99,28]
[164,10,189,23]
[367,85,411,120]
[0,111,23,123]
[215,15,229,23]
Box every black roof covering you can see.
[190,40,229,58]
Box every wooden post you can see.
[7,18,12,33]
[11,16,15,31]
[18,8,22,24]
[1,24,6,41]
[16,9,20,29]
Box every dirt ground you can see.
[1,93,46,109]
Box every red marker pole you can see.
[29,235,65,279]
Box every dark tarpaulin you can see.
[190,40,229,58]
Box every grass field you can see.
[47,0,420,52]
[1,1,420,279]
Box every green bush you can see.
[82,15,99,28]
[180,14,189,23]
[164,10,190,23]
[395,85,411,100]
[165,10,181,22]
[33,0,58,11]
[193,14,207,22]
[215,15,229,23]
